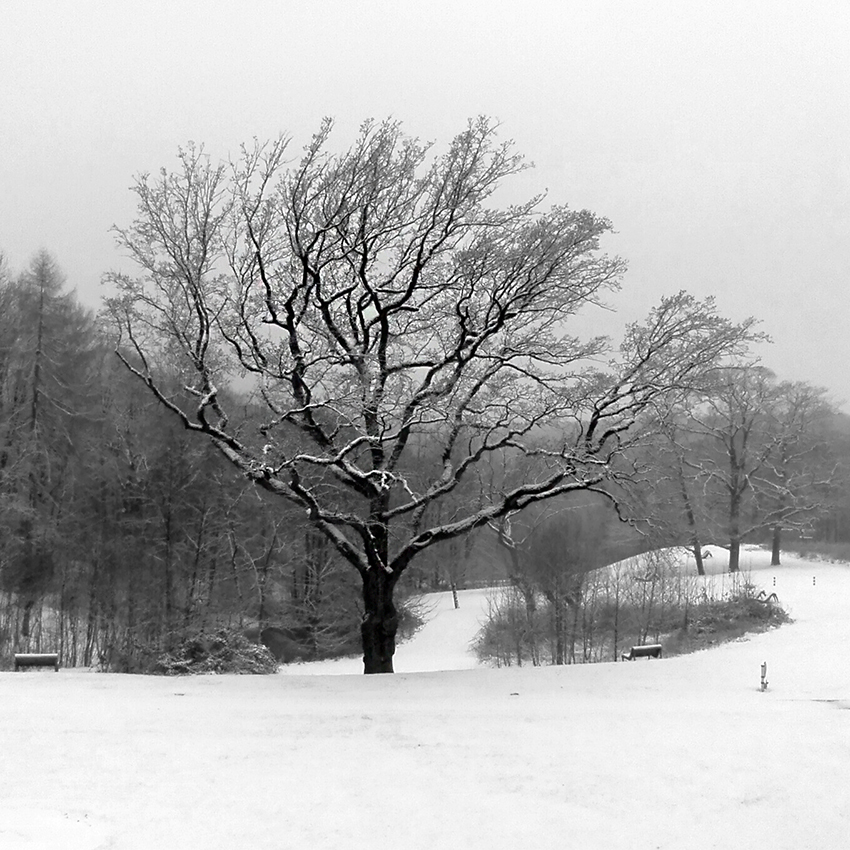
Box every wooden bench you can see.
[621,644,662,661]
[14,653,60,672]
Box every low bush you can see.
[474,555,791,667]
[471,588,549,667]
[676,585,791,654]
[396,596,428,643]
[154,628,279,675]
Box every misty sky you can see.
[2,1,848,406]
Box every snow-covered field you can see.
[2,547,849,849]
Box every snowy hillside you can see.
[1,547,848,849]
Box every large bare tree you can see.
[106,118,759,672]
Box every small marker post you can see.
[760,662,768,692]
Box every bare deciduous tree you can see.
[106,118,760,672]
[752,380,837,565]
[679,368,837,570]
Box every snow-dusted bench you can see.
[14,653,59,672]
[621,644,662,661]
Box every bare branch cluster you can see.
[105,119,764,670]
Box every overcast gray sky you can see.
[2,1,848,406]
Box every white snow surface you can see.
[2,547,849,849]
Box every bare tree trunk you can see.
[228,531,243,609]
[21,599,34,644]
[728,483,742,572]
[568,603,580,664]
[726,438,748,573]
[84,548,102,666]
[202,548,219,630]
[124,562,137,671]
[162,507,176,646]
[255,528,278,631]
[771,525,782,567]
[360,567,399,674]
[184,507,208,630]
[552,594,566,665]
[58,559,68,664]
[692,544,705,577]
[729,538,741,573]
[611,574,620,661]
[677,459,705,576]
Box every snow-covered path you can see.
[276,586,492,676]
[1,550,848,849]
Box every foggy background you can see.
[2,0,847,404]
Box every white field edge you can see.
[1,545,848,850]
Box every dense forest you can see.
[0,251,377,670]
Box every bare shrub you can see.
[472,586,548,667]
[474,550,789,666]
[153,628,279,675]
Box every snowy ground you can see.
[1,547,849,849]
